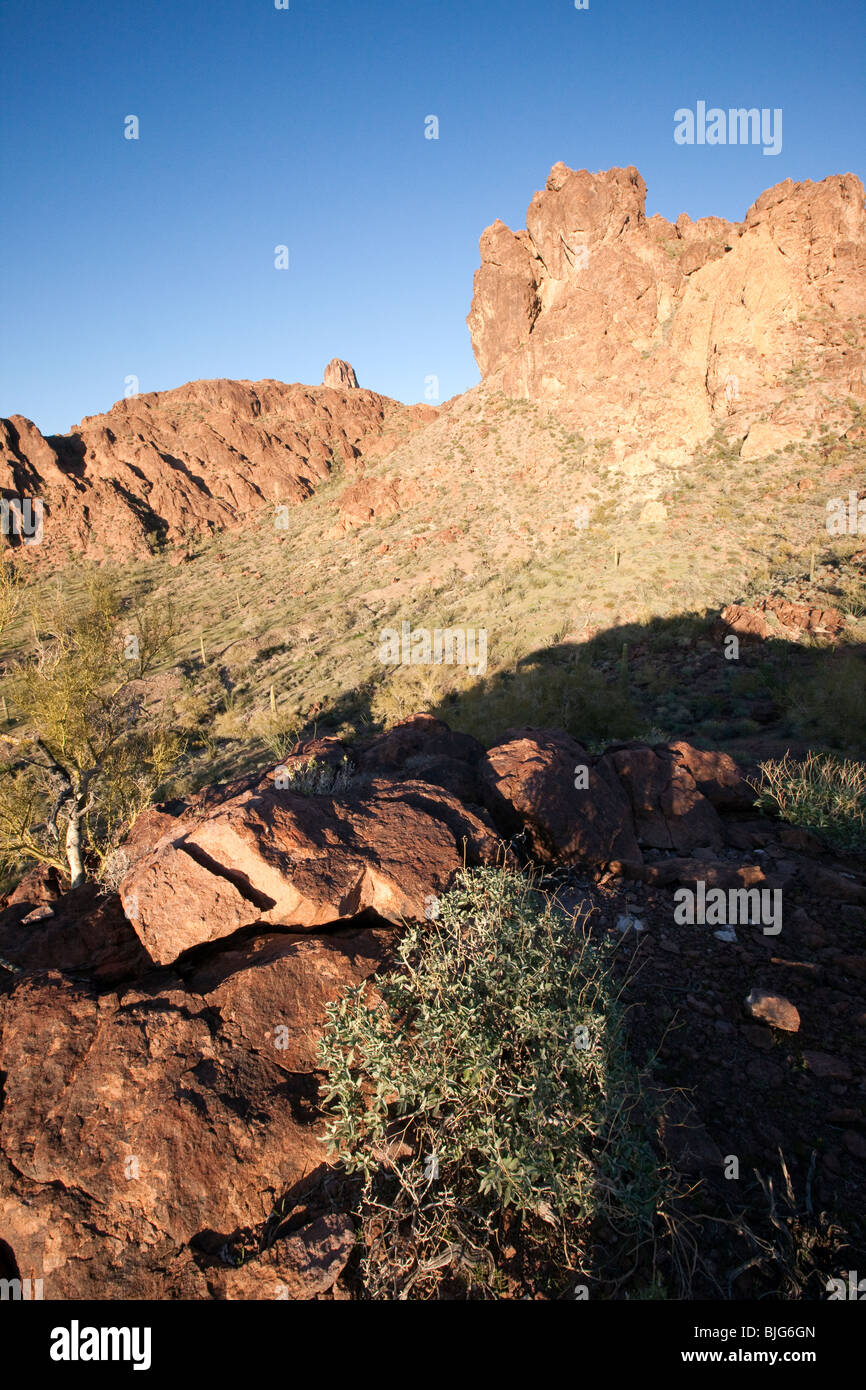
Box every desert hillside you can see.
[0,164,864,1305]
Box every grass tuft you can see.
[752,752,866,853]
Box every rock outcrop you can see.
[1,378,434,562]
[467,163,866,468]
[323,359,359,389]
[478,728,641,866]
[0,928,388,1299]
[119,775,501,965]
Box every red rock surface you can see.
[607,746,725,853]
[0,928,384,1298]
[720,597,846,641]
[478,728,641,866]
[0,378,435,562]
[119,774,500,964]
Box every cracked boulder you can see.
[603,745,725,853]
[119,776,500,965]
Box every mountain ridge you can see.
[2,163,864,565]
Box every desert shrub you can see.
[249,705,306,760]
[97,846,131,893]
[784,649,866,753]
[369,662,466,730]
[0,554,21,643]
[838,572,866,620]
[752,752,866,853]
[319,866,666,1299]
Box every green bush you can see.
[318,867,666,1298]
[785,649,866,754]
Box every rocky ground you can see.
[0,715,863,1300]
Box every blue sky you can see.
[1,0,863,435]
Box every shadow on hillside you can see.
[308,608,866,763]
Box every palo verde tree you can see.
[0,566,179,887]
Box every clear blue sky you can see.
[1,0,863,435]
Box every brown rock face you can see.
[667,742,753,810]
[479,729,641,867]
[0,924,387,1298]
[0,882,150,985]
[337,476,418,531]
[120,775,500,965]
[208,1214,355,1300]
[467,163,866,464]
[607,747,725,853]
[0,377,434,562]
[476,732,748,870]
[323,359,359,389]
[720,597,845,642]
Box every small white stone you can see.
[615,914,646,934]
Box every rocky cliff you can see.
[467,164,866,470]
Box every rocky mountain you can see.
[2,165,864,566]
[467,164,866,469]
[0,374,433,563]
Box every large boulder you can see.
[605,746,725,853]
[119,776,500,965]
[667,741,754,811]
[479,728,641,867]
[0,925,389,1299]
[354,713,483,772]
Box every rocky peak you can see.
[0,376,434,561]
[323,358,359,389]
